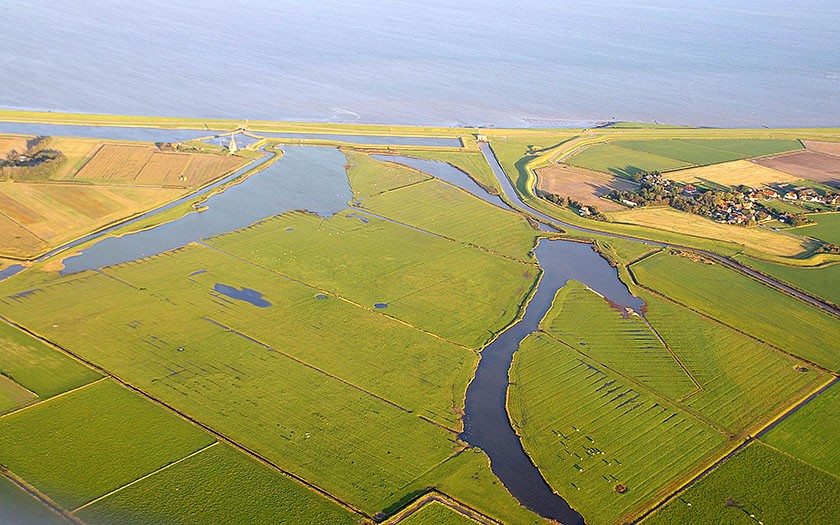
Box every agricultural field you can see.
[390,149,500,194]
[665,159,798,188]
[761,380,840,477]
[0,181,183,257]
[753,150,840,187]
[0,379,215,510]
[345,152,430,199]
[567,143,690,177]
[631,251,840,371]
[75,144,156,180]
[606,206,812,257]
[0,134,30,159]
[77,443,358,525]
[398,501,477,525]
[0,320,100,399]
[535,164,636,212]
[792,212,840,245]
[644,442,840,525]
[734,255,840,306]
[208,210,538,349]
[803,139,840,157]
[508,330,726,525]
[356,172,540,261]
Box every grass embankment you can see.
[0,380,214,510]
[644,442,840,525]
[631,252,840,371]
[349,154,540,262]
[77,443,359,525]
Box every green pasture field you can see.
[639,290,825,434]
[631,252,840,371]
[541,281,697,401]
[208,210,538,349]
[567,144,691,177]
[0,320,100,399]
[346,152,430,199]
[0,476,71,525]
[0,374,35,413]
[734,254,840,306]
[486,136,575,194]
[103,243,476,428]
[508,331,726,525]
[762,380,840,477]
[614,139,802,166]
[388,149,500,194]
[0,262,466,514]
[644,442,840,525]
[399,501,477,525]
[78,443,358,525]
[358,177,539,262]
[0,380,214,510]
[792,212,840,245]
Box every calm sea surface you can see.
[1,1,838,126]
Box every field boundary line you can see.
[385,489,502,525]
[758,441,840,482]
[71,441,219,513]
[0,317,368,520]
[0,467,82,524]
[199,242,478,352]
[631,375,838,524]
[637,315,703,401]
[202,317,421,417]
[0,376,107,420]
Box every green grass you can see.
[644,442,840,525]
[615,139,801,166]
[792,212,840,245]
[358,177,539,262]
[508,330,726,525]
[399,501,477,525]
[0,476,71,525]
[0,374,35,413]
[78,443,358,525]
[761,380,840,477]
[208,210,538,349]
[631,252,840,371]
[0,320,100,399]
[0,380,215,510]
[639,291,826,434]
[541,281,697,401]
[735,254,840,306]
[567,144,691,177]
[389,149,501,195]
[346,152,430,199]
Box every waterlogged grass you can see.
[762,381,840,477]
[359,178,539,262]
[209,210,538,349]
[399,501,477,525]
[0,476,71,525]
[0,380,214,510]
[568,144,691,177]
[639,291,826,435]
[541,281,697,401]
[508,331,726,525]
[346,152,429,199]
[645,442,840,525]
[631,252,840,371]
[78,443,358,525]
[734,255,840,307]
[0,320,100,398]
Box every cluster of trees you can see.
[0,136,65,180]
[536,189,607,221]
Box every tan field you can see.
[607,206,812,257]
[179,154,247,187]
[135,153,192,184]
[0,135,31,160]
[47,137,102,179]
[536,164,637,211]
[803,140,840,158]
[74,143,156,181]
[0,181,182,257]
[667,160,799,188]
[753,151,840,187]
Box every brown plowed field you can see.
[180,155,247,187]
[75,144,156,181]
[536,164,637,212]
[0,213,47,258]
[135,153,192,184]
[753,151,840,188]
[803,140,840,158]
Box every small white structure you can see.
[228,135,238,153]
